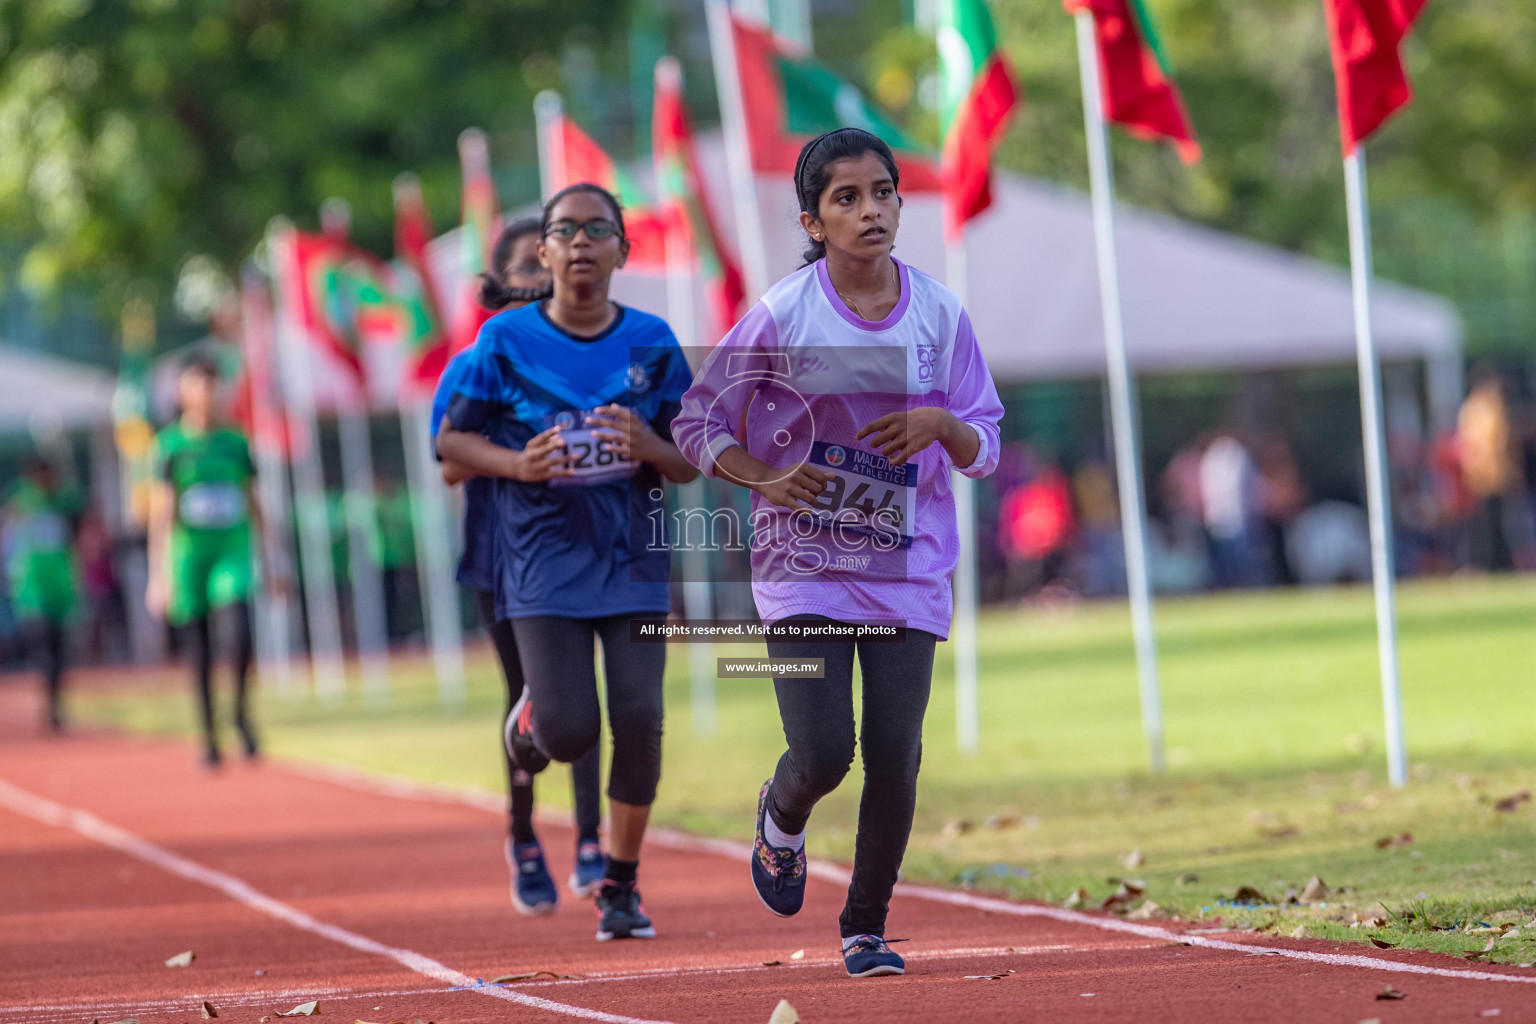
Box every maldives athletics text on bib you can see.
[545,409,637,487]
[806,441,916,550]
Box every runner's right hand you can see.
[512,426,575,483]
[753,463,828,511]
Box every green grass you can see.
[74,576,1536,963]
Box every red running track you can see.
[1,710,1534,1022]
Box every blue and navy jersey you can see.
[430,348,495,593]
[443,301,692,620]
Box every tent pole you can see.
[1074,10,1165,773]
[1344,149,1407,788]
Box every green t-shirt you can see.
[3,479,79,597]
[155,423,256,534]
[372,491,417,570]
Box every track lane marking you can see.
[284,760,1536,989]
[0,777,678,1024]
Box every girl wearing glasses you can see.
[437,183,696,942]
[432,216,605,916]
[672,129,1003,977]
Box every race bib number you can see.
[11,512,68,552]
[548,421,637,488]
[179,482,247,529]
[805,441,916,549]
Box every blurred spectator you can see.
[76,510,129,663]
[1073,458,1125,596]
[1199,434,1266,587]
[372,478,420,642]
[1457,369,1535,570]
[999,462,1076,596]
[1255,433,1306,584]
[1287,501,1374,585]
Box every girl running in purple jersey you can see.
[432,217,605,916]
[672,128,1004,978]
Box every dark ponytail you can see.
[478,216,549,311]
[792,128,901,266]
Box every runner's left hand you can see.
[857,408,955,467]
[588,404,664,465]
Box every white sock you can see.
[763,806,804,852]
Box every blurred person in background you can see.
[1255,433,1306,585]
[1457,368,1535,571]
[432,216,605,916]
[76,510,128,663]
[1200,433,1266,588]
[372,475,419,642]
[146,354,276,768]
[1073,457,1125,596]
[1,457,82,732]
[999,459,1076,598]
[1156,436,1214,593]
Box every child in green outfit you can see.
[147,354,277,768]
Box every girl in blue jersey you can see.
[432,217,605,916]
[437,183,696,942]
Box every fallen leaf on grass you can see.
[760,960,783,967]
[939,820,974,841]
[490,971,567,983]
[1374,832,1413,849]
[1232,886,1268,905]
[1351,915,1389,929]
[1300,876,1329,903]
[1063,888,1091,909]
[965,970,1016,980]
[1126,900,1163,921]
[276,1002,319,1017]
[767,999,799,1024]
[1100,881,1144,911]
[1494,790,1532,813]
[1375,985,1407,1001]
[1463,938,1499,963]
[164,951,194,968]
[202,1003,218,1019]
[1370,938,1396,949]
[1121,849,1145,869]
[1261,825,1300,840]
[984,811,1021,830]
[93,1018,139,1024]
[1176,872,1200,886]
[1290,925,1307,939]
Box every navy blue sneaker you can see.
[504,689,550,776]
[569,840,605,897]
[842,935,905,978]
[750,780,806,918]
[594,880,655,941]
[506,838,558,916]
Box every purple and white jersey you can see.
[672,257,1003,639]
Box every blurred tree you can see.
[0,0,627,320]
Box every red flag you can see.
[726,13,941,189]
[937,0,1022,239]
[449,129,500,355]
[1065,0,1200,163]
[544,112,669,271]
[392,174,452,396]
[653,57,746,342]
[1323,0,1427,152]
[237,268,294,458]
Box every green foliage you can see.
[0,0,628,313]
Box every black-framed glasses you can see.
[544,218,622,241]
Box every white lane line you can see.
[0,777,678,1024]
[282,760,1536,989]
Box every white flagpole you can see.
[1344,148,1407,788]
[656,56,718,736]
[268,219,348,701]
[946,240,981,755]
[321,198,391,706]
[392,174,466,708]
[706,0,772,301]
[535,90,564,196]
[1074,10,1165,773]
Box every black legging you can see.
[182,601,256,759]
[22,619,66,731]
[509,614,666,808]
[765,615,936,939]
[474,591,601,845]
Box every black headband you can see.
[793,127,877,199]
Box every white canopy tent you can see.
[0,346,118,433]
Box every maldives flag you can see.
[1064,0,1200,164]
[1322,0,1427,153]
[449,128,500,355]
[236,267,293,458]
[540,104,669,270]
[653,57,746,343]
[726,12,941,189]
[392,174,452,397]
[936,0,1020,239]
